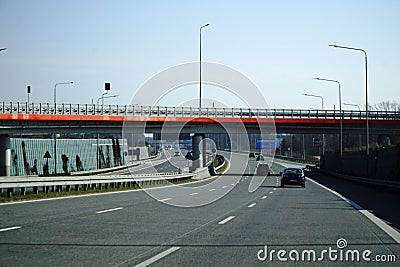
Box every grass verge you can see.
[0,178,195,203]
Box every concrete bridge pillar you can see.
[0,134,11,176]
[192,133,206,171]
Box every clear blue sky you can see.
[0,0,399,110]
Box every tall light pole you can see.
[314,77,342,157]
[53,81,74,104]
[329,44,369,158]
[53,81,73,174]
[199,23,210,110]
[303,93,324,110]
[303,93,325,155]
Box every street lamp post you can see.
[97,94,118,105]
[53,81,73,174]
[303,93,324,110]
[199,23,210,111]
[53,81,74,104]
[329,44,369,158]
[303,93,325,155]
[314,78,342,157]
[344,103,360,111]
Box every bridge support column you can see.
[0,134,11,176]
[191,133,206,171]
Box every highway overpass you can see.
[1,102,400,134]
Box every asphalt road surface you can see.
[0,158,399,266]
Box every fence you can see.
[1,102,399,120]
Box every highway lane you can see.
[0,159,399,266]
[108,149,189,176]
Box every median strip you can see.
[218,216,235,225]
[96,207,123,214]
[0,226,21,232]
[135,246,180,267]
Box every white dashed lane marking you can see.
[0,226,21,232]
[96,207,123,214]
[134,247,181,267]
[218,216,235,225]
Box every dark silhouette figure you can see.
[30,159,38,175]
[76,155,84,171]
[21,141,31,175]
[43,161,49,176]
[11,149,19,176]
[98,146,106,169]
[43,150,51,176]
[61,154,69,174]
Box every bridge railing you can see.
[1,102,399,120]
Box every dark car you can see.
[280,168,305,188]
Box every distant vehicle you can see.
[174,151,181,157]
[256,154,264,161]
[280,168,305,188]
[255,162,271,176]
[249,152,256,158]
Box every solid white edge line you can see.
[218,216,235,225]
[96,207,123,214]
[307,177,400,244]
[248,203,256,208]
[0,226,21,232]
[134,246,180,267]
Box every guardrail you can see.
[0,172,194,198]
[1,102,399,120]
